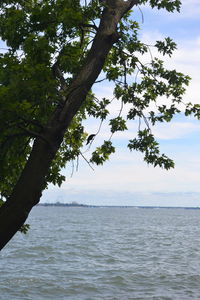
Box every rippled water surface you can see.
[1,207,200,299]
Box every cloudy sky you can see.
[2,1,200,207]
[41,0,200,207]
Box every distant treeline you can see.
[37,203,200,209]
[38,202,95,207]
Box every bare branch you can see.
[19,117,44,129]
[106,0,140,12]
[79,23,98,31]
[17,125,50,145]
[80,151,94,171]
[52,62,68,91]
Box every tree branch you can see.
[80,151,94,171]
[52,62,68,92]
[19,117,44,129]
[17,125,50,146]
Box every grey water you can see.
[1,207,200,299]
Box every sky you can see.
[2,1,200,207]
[41,0,200,207]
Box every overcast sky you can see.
[2,1,200,206]
[42,0,200,207]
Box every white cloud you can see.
[179,0,200,18]
[153,120,200,140]
[57,142,200,194]
[140,0,200,19]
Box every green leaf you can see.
[109,117,128,133]
[90,141,115,165]
[128,130,174,170]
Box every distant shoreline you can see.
[37,203,200,209]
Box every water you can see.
[1,207,200,299]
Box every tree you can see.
[0,0,198,250]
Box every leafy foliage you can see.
[90,141,115,165]
[128,129,174,169]
[0,0,194,205]
[155,37,177,57]
[139,0,181,12]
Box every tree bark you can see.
[0,0,139,250]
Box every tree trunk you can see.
[0,0,138,250]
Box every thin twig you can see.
[138,6,144,23]
[94,78,107,84]
[95,119,103,135]
[76,155,79,172]
[138,116,141,131]
[80,151,94,171]
[109,97,124,141]
[70,159,75,178]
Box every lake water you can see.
[1,206,200,299]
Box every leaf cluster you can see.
[128,129,174,169]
